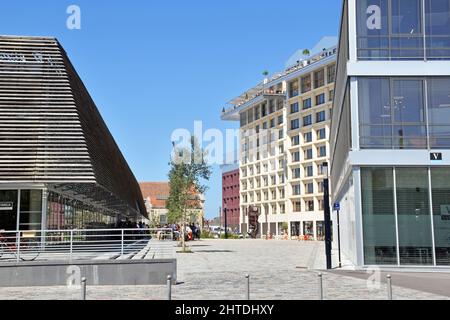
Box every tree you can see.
[302,49,310,56]
[167,136,212,252]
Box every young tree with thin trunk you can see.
[167,136,212,252]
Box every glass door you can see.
[0,190,18,231]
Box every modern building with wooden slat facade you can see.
[0,35,146,231]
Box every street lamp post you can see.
[323,162,332,270]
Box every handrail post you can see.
[121,229,124,256]
[69,230,74,260]
[16,231,21,263]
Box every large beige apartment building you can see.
[221,37,337,240]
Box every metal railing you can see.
[0,228,174,262]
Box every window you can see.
[305,201,314,212]
[240,112,247,127]
[329,90,335,102]
[427,78,450,148]
[317,128,326,140]
[356,0,450,60]
[391,0,422,35]
[294,201,302,212]
[318,146,327,157]
[305,165,313,177]
[269,100,276,114]
[292,135,300,146]
[314,69,325,88]
[316,111,326,123]
[303,98,312,110]
[292,168,301,179]
[291,119,300,130]
[279,129,284,139]
[304,132,312,143]
[361,167,398,265]
[327,64,336,83]
[305,183,314,194]
[318,164,325,176]
[316,93,326,106]
[293,184,301,196]
[305,148,313,160]
[426,0,450,59]
[291,102,299,114]
[318,181,324,193]
[431,168,450,265]
[359,77,427,149]
[255,106,260,120]
[270,118,275,128]
[278,115,284,125]
[289,80,299,97]
[396,168,433,265]
[292,151,300,163]
[301,75,312,93]
[303,115,312,127]
[247,108,254,123]
[261,104,267,117]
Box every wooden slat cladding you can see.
[0,35,146,217]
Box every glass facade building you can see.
[331,0,450,267]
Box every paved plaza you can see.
[0,239,449,300]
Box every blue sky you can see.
[0,0,341,219]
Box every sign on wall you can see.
[431,153,443,161]
[0,202,13,211]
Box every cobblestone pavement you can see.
[0,239,449,300]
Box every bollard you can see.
[386,275,393,300]
[167,275,172,301]
[318,273,324,300]
[245,274,250,300]
[81,277,87,301]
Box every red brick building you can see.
[222,166,240,231]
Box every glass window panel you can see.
[391,0,422,35]
[19,190,42,231]
[393,80,425,123]
[393,125,428,149]
[396,168,433,266]
[361,168,398,265]
[427,78,450,125]
[426,0,450,58]
[431,168,450,265]
[359,78,391,125]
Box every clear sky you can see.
[0,0,342,219]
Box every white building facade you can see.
[222,38,337,240]
[331,0,450,268]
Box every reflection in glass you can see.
[0,190,18,231]
[431,168,450,265]
[392,0,422,35]
[19,190,42,231]
[362,168,398,265]
[426,0,450,59]
[396,168,434,266]
[427,78,450,148]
